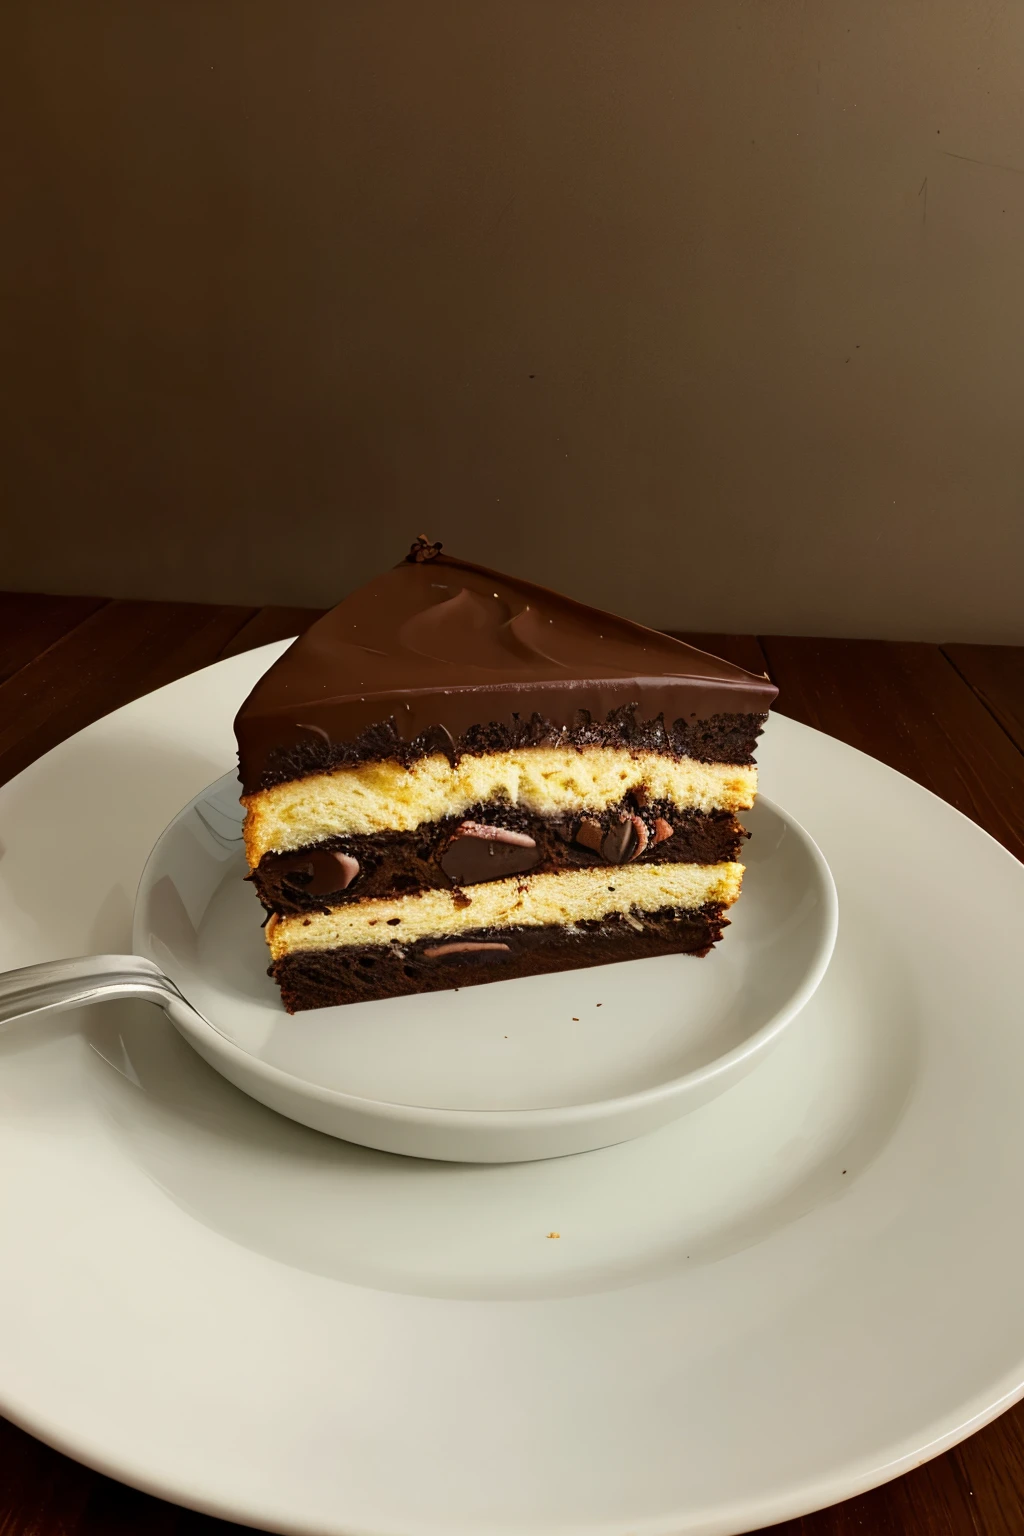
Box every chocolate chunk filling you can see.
[438,820,540,886]
[574,817,606,855]
[422,940,511,958]
[629,815,649,858]
[599,813,636,864]
[254,802,747,916]
[276,847,361,897]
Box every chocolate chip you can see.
[417,722,458,766]
[276,848,360,896]
[457,820,536,848]
[627,815,649,860]
[578,809,649,863]
[406,534,443,563]
[574,817,605,854]
[600,813,636,864]
[653,817,674,846]
[278,861,313,890]
[308,850,360,895]
[422,941,511,958]
[440,820,540,885]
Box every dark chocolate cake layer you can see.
[271,905,728,1012]
[254,804,747,916]
[246,709,769,793]
[235,544,776,795]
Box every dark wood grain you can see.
[759,636,1024,863]
[0,592,109,685]
[1,595,1023,1534]
[667,631,770,677]
[955,1401,1024,1536]
[218,605,326,660]
[0,599,255,788]
[0,1416,94,1535]
[944,643,1024,756]
[763,1451,982,1536]
[0,1417,236,1535]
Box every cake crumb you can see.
[546,1232,560,1240]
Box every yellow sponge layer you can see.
[268,860,744,958]
[244,747,757,865]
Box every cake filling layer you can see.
[253,804,748,915]
[244,746,758,862]
[271,905,729,1011]
[267,861,744,959]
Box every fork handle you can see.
[0,954,185,1026]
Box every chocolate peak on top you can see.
[234,550,777,793]
[406,534,443,563]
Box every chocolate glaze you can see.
[234,550,777,794]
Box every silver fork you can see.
[0,954,192,1028]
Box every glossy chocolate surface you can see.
[235,547,776,793]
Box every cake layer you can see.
[267,861,744,959]
[246,709,769,794]
[271,905,729,1011]
[243,746,758,863]
[234,545,777,795]
[253,804,748,915]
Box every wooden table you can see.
[2,592,1023,1536]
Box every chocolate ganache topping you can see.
[234,542,777,794]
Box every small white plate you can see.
[134,775,837,1162]
[3,643,1024,1536]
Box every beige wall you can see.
[2,1,1023,640]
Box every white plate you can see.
[133,774,836,1162]
[2,643,1024,1536]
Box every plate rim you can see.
[3,641,1024,1536]
[1,1362,1022,1536]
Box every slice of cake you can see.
[234,538,777,1012]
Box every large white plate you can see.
[1,644,1023,1536]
